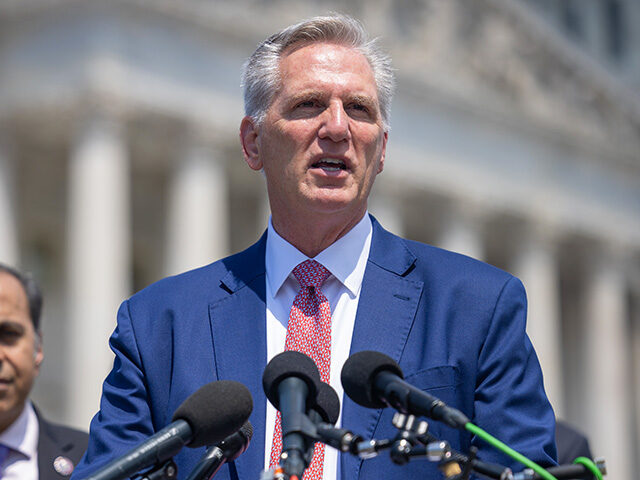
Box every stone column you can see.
[368,191,404,237]
[438,200,484,261]
[582,0,607,57]
[165,137,228,276]
[67,111,131,430]
[0,137,19,266]
[512,225,565,416]
[583,245,632,480]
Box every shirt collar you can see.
[0,401,38,459]
[266,213,372,297]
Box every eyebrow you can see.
[347,94,379,110]
[285,91,379,111]
[286,91,325,106]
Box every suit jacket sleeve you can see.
[70,299,154,479]
[472,276,557,469]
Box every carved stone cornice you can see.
[1,0,638,164]
[137,0,640,162]
[385,0,640,161]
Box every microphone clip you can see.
[141,459,178,480]
[389,412,429,465]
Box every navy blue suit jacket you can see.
[72,217,556,479]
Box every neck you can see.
[0,402,26,434]
[271,209,366,258]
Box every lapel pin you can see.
[53,456,74,476]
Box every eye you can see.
[295,99,319,109]
[346,102,374,119]
[288,98,324,119]
[349,103,369,112]
[0,324,24,346]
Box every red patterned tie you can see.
[269,259,332,479]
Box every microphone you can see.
[309,382,374,458]
[184,421,253,480]
[341,351,469,429]
[262,351,321,478]
[304,382,341,462]
[86,380,253,480]
[310,382,341,425]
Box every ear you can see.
[377,131,388,174]
[34,332,43,373]
[240,116,263,171]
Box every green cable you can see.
[464,422,558,480]
[573,457,603,480]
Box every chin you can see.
[308,187,357,205]
[307,196,355,213]
[0,401,16,416]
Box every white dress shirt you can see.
[0,401,39,479]
[264,213,373,480]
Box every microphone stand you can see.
[383,413,607,480]
[183,446,226,480]
[318,411,513,480]
[140,459,178,480]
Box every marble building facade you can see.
[0,1,639,478]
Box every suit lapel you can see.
[210,233,268,480]
[37,413,55,480]
[341,217,424,480]
[208,221,424,480]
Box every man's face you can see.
[0,273,42,431]
[242,42,387,223]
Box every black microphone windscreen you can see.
[341,351,404,409]
[262,351,321,409]
[239,420,253,441]
[172,380,253,448]
[314,382,340,425]
[219,421,253,460]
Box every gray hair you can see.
[241,14,395,130]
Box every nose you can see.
[318,101,350,142]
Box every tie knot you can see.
[292,260,330,289]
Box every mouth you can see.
[311,158,348,172]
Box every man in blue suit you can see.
[73,14,557,480]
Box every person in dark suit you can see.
[555,420,593,465]
[72,14,556,480]
[0,263,88,479]
[36,410,90,480]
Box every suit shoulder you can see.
[36,410,89,465]
[128,235,266,307]
[37,409,89,441]
[43,421,89,444]
[395,237,525,309]
[402,237,514,282]
[369,218,519,301]
[132,260,226,301]
[134,237,264,298]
